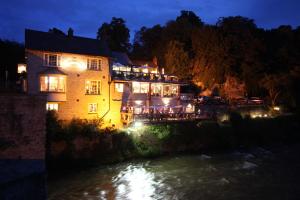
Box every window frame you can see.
[44,53,61,67]
[40,75,66,93]
[85,80,101,95]
[87,58,102,71]
[46,103,59,111]
[88,103,98,113]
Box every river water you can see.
[48,144,300,200]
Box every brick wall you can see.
[0,94,47,199]
[0,94,46,159]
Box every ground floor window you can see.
[46,103,58,111]
[88,103,98,113]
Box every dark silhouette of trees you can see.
[97,17,130,52]
[0,39,24,87]
[131,11,300,107]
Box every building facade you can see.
[25,29,194,128]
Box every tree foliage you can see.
[97,17,130,52]
[131,11,300,107]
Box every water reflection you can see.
[113,165,157,200]
[48,145,300,200]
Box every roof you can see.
[25,29,111,57]
[39,67,67,75]
[112,51,132,65]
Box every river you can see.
[48,144,300,200]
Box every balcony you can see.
[111,70,179,83]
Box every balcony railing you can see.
[111,70,179,83]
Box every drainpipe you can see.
[100,81,111,121]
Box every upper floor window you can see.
[44,54,60,67]
[115,83,124,93]
[132,82,149,94]
[85,80,101,95]
[151,83,162,97]
[87,58,102,71]
[40,75,66,92]
[163,85,178,97]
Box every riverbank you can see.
[46,111,300,172]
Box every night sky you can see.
[0,0,300,42]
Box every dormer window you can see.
[44,53,61,67]
[87,58,102,71]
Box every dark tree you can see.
[0,39,24,87]
[97,17,130,52]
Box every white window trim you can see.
[85,80,101,95]
[87,58,102,71]
[44,53,61,67]
[88,103,98,113]
[40,75,66,93]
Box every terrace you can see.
[111,65,179,83]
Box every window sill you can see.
[87,69,102,71]
[40,91,65,93]
[85,94,101,95]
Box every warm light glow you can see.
[132,82,149,93]
[40,75,66,92]
[133,121,143,128]
[115,83,124,93]
[186,103,194,113]
[135,100,143,105]
[114,166,156,200]
[46,103,58,111]
[17,64,26,73]
[60,56,87,71]
[142,68,149,73]
[273,106,280,111]
[162,98,170,105]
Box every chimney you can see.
[67,28,74,37]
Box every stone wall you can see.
[0,94,47,200]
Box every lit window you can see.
[85,80,101,95]
[40,75,65,92]
[88,103,97,113]
[132,82,149,93]
[151,83,162,96]
[115,83,124,92]
[17,64,26,73]
[87,59,102,71]
[46,103,58,111]
[44,54,60,67]
[163,85,178,97]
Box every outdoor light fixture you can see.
[135,100,143,105]
[162,98,170,106]
[17,64,26,73]
[133,121,143,129]
[273,106,280,111]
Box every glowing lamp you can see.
[18,64,26,73]
[135,100,143,105]
[162,98,170,106]
[273,106,280,111]
[133,121,143,128]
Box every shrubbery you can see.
[46,110,300,170]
